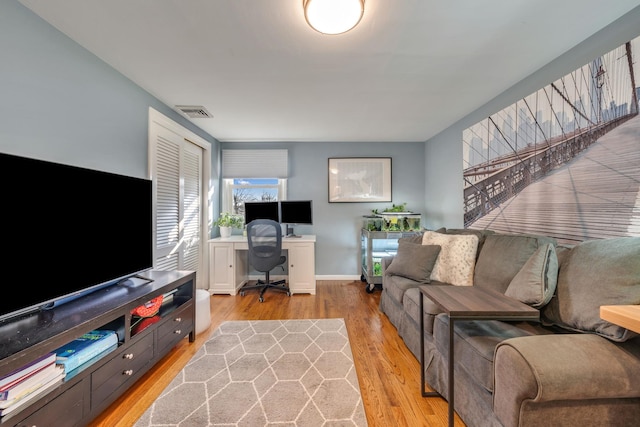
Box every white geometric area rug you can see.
[134,318,368,427]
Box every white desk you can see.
[208,235,316,295]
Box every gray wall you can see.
[0,0,216,179]
[423,5,640,231]
[221,141,426,276]
[3,0,639,278]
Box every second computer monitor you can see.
[280,200,312,236]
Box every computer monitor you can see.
[280,200,313,236]
[243,201,280,224]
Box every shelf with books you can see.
[0,352,62,418]
[0,270,196,426]
[0,353,56,392]
[0,366,64,417]
[0,359,60,402]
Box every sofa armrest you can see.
[493,334,640,427]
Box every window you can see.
[222,178,287,216]
[221,149,289,217]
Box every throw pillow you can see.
[385,241,441,283]
[473,233,556,293]
[505,243,558,307]
[421,230,479,286]
[541,237,640,342]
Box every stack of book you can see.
[0,329,119,417]
[0,353,64,417]
[53,330,118,375]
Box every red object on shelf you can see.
[130,295,163,318]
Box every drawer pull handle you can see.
[174,329,182,334]
[123,369,134,376]
[123,353,134,360]
[175,317,182,322]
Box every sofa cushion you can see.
[383,274,424,307]
[422,230,479,286]
[474,233,557,293]
[505,243,558,308]
[402,285,448,335]
[385,241,441,283]
[433,315,550,393]
[541,237,640,342]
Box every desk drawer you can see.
[157,303,193,354]
[91,333,154,405]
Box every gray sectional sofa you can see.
[379,228,640,427]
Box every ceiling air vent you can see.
[175,105,213,119]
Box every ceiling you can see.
[19,0,640,143]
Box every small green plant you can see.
[371,203,408,215]
[385,203,408,212]
[213,212,244,228]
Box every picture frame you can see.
[328,157,392,203]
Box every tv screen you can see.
[244,201,280,224]
[280,200,313,225]
[0,152,153,322]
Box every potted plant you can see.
[213,212,243,238]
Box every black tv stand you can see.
[118,274,154,287]
[0,270,195,426]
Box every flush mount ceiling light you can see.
[303,0,364,35]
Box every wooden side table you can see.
[600,305,640,334]
[419,285,540,427]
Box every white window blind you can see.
[222,149,288,178]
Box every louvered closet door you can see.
[152,123,203,282]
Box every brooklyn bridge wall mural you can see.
[463,35,640,245]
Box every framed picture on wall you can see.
[328,157,392,203]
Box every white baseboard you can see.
[248,274,361,281]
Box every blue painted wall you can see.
[3,0,639,277]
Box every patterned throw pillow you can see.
[422,230,479,286]
[505,243,558,307]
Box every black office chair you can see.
[239,219,291,302]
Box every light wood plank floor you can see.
[90,281,464,426]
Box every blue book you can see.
[63,343,118,381]
[53,330,118,373]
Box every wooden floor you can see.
[89,281,464,426]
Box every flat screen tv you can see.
[243,201,280,224]
[0,152,153,322]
